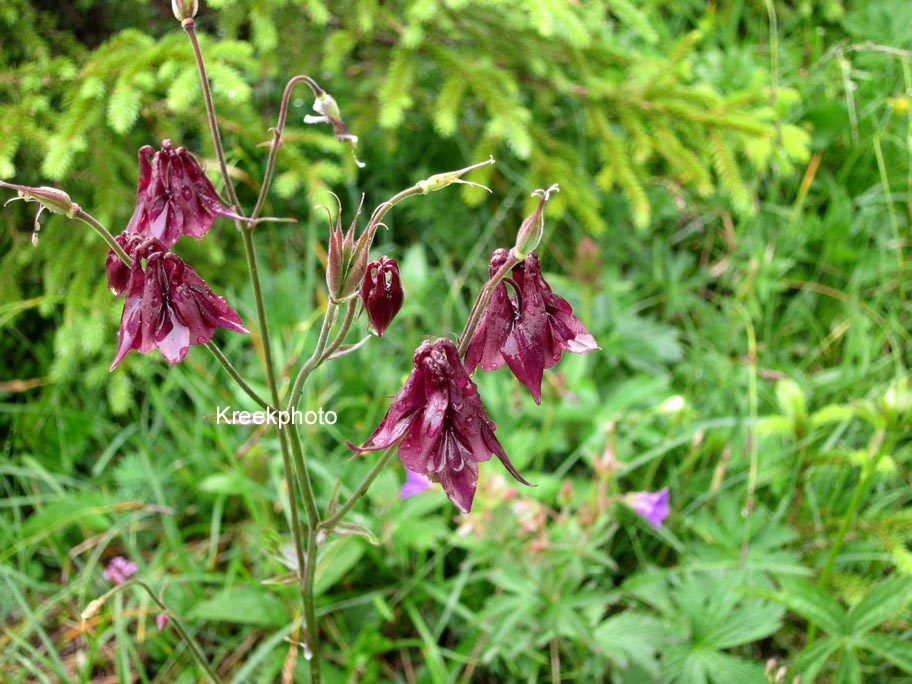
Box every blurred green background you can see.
[2,0,912,682]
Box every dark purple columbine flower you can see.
[103,556,138,585]
[350,338,530,513]
[465,250,598,404]
[109,237,248,370]
[362,256,404,337]
[625,487,670,528]
[126,139,243,248]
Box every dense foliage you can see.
[2,0,911,682]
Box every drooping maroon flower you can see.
[625,487,670,528]
[126,139,243,248]
[465,250,598,403]
[361,256,403,336]
[103,556,138,585]
[109,237,248,370]
[350,338,530,513]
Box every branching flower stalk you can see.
[0,5,600,682]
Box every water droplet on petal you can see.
[196,336,207,344]
[181,188,193,201]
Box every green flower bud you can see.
[172,0,198,21]
[513,184,558,260]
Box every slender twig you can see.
[873,133,906,308]
[250,75,323,222]
[319,446,397,533]
[204,342,271,410]
[82,579,223,684]
[75,209,131,264]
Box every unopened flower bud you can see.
[416,157,495,194]
[0,180,79,246]
[171,0,198,20]
[362,256,404,336]
[323,195,369,302]
[513,184,558,260]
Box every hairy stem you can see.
[76,209,132,264]
[287,303,338,412]
[321,299,358,361]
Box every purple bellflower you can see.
[362,256,404,337]
[465,250,598,403]
[400,469,433,499]
[108,237,248,370]
[126,139,243,248]
[625,487,670,528]
[350,338,530,513]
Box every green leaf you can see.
[835,646,861,684]
[857,633,912,674]
[772,579,846,636]
[845,576,912,633]
[794,637,841,683]
[314,536,364,595]
[594,612,666,676]
[107,76,141,134]
[189,585,286,627]
[331,521,380,546]
[704,599,783,649]
[197,471,253,497]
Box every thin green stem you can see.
[320,300,358,362]
[319,446,397,532]
[76,209,131,265]
[808,430,887,644]
[873,132,906,308]
[730,300,759,567]
[204,342,271,410]
[83,579,223,684]
[287,303,338,413]
[183,20,243,215]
